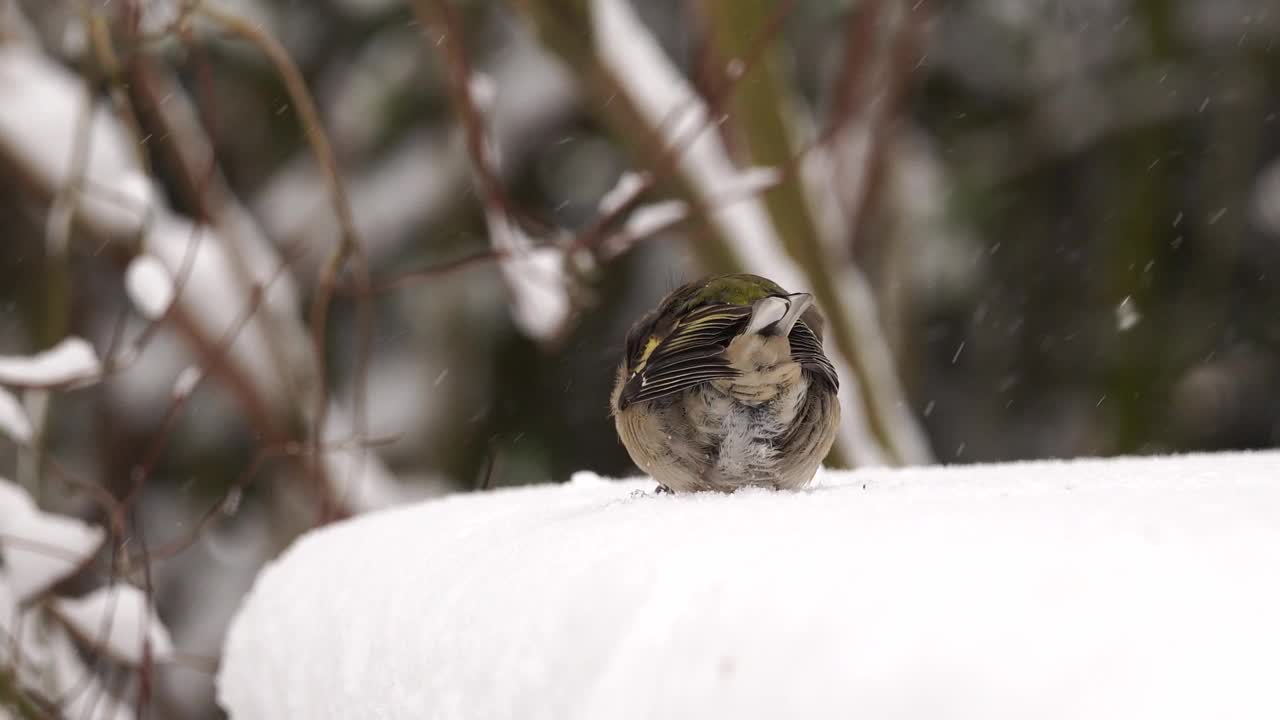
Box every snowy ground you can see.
[219,451,1280,720]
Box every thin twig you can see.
[412,0,526,225]
[134,512,156,718]
[25,5,100,497]
[841,0,927,253]
[415,0,797,281]
[363,247,511,294]
[133,434,393,565]
[120,256,296,511]
[199,3,373,522]
[819,0,887,147]
[0,666,58,720]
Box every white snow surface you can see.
[220,451,1280,720]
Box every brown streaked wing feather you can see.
[625,304,750,405]
[789,320,838,392]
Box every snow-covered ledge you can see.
[218,452,1280,719]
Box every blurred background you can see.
[0,0,1278,717]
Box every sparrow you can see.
[611,274,840,493]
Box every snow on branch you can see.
[21,627,135,720]
[0,477,104,603]
[0,337,101,390]
[125,254,178,320]
[2,481,174,715]
[0,14,395,521]
[0,43,298,413]
[483,208,573,341]
[0,386,31,445]
[415,0,575,343]
[590,0,797,280]
[50,584,176,666]
[220,450,1280,719]
[0,45,153,237]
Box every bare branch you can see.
[198,3,374,522]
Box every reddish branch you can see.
[412,0,529,226]
[828,0,930,252]
[134,434,396,566]
[197,4,376,523]
[820,0,887,147]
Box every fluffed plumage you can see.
[611,274,840,492]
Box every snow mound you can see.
[219,451,1280,720]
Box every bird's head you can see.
[613,274,835,412]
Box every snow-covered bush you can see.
[2,476,172,719]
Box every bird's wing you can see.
[789,320,839,392]
[622,304,750,405]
